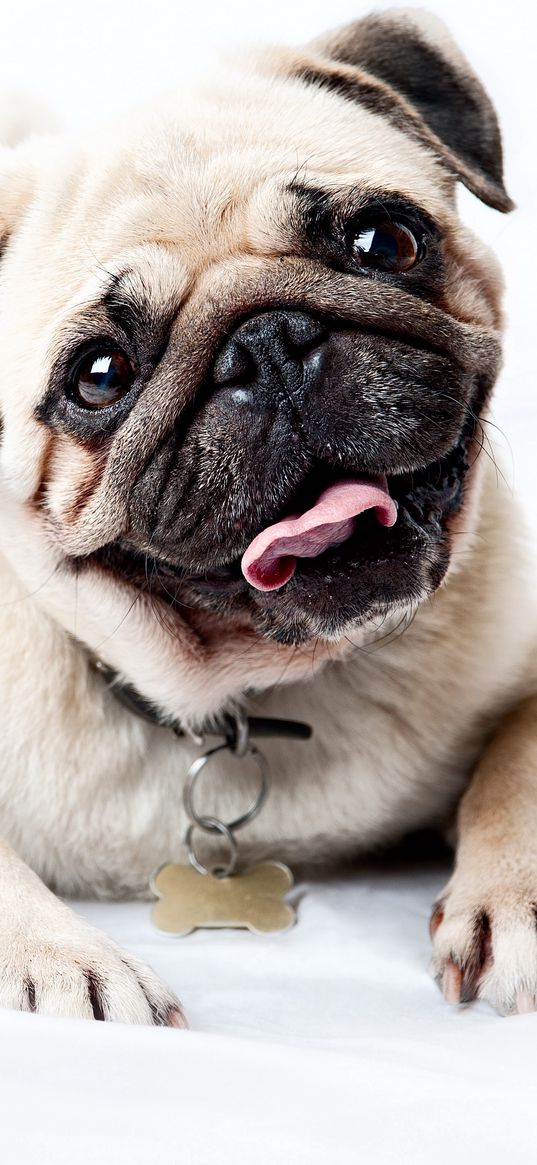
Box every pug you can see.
[0,7,535,1027]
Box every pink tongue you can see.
[241,476,398,592]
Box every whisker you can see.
[92,580,149,653]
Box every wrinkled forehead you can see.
[31,65,451,289]
[123,67,451,230]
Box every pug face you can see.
[0,12,511,715]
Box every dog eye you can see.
[69,349,137,408]
[351,220,422,273]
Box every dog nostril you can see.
[283,312,327,356]
[213,340,256,387]
[212,310,327,391]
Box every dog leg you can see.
[0,840,187,1025]
[430,695,537,1014]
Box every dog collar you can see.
[91,654,311,932]
[91,656,312,746]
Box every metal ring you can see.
[184,818,238,878]
[184,742,270,833]
[231,712,249,758]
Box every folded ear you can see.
[305,8,512,212]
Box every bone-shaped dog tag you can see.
[151,861,296,936]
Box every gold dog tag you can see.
[151,861,296,936]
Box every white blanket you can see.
[2,867,537,1163]
[1,0,536,1160]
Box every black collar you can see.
[92,658,312,747]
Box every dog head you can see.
[0,11,511,722]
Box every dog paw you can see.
[430,875,537,1015]
[0,910,187,1026]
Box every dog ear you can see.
[302,9,512,212]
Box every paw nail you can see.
[429,904,444,939]
[515,991,536,1015]
[442,962,462,1005]
[167,1006,189,1029]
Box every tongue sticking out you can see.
[241,476,398,592]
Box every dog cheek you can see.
[38,435,105,529]
[441,227,505,330]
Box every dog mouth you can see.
[90,411,475,645]
[240,474,398,591]
[187,471,399,596]
[189,423,471,595]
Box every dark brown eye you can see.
[351,220,422,273]
[70,349,137,408]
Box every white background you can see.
[1,1,537,1162]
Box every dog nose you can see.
[212,310,327,391]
